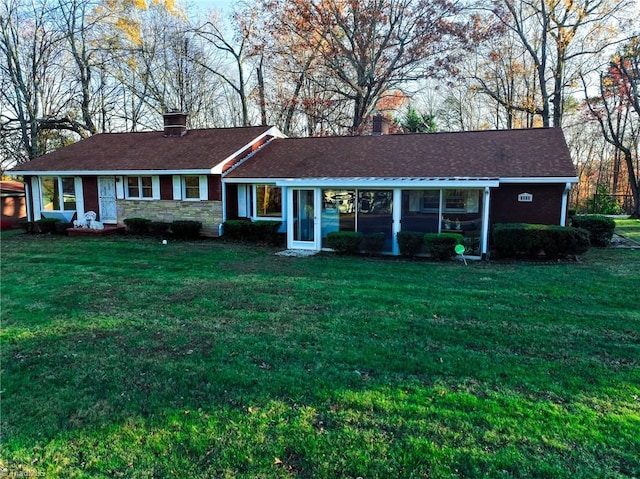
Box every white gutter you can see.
[500,176,579,184]
[223,177,501,188]
[9,169,213,176]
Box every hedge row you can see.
[570,215,616,246]
[222,219,283,245]
[326,231,464,260]
[397,231,464,259]
[493,223,590,259]
[123,218,202,239]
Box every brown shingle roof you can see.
[10,126,273,173]
[226,128,576,179]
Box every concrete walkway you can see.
[610,234,640,249]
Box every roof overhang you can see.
[224,177,501,188]
[500,176,578,184]
[8,169,214,177]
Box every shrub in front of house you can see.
[171,220,202,239]
[539,226,591,259]
[149,221,170,236]
[55,222,72,235]
[493,223,540,258]
[361,233,386,255]
[424,233,464,260]
[494,223,590,258]
[248,220,283,245]
[327,231,363,254]
[570,215,616,247]
[36,218,60,234]
[397,231,424,257]
[124,217,151,235]
[223,219,252,241]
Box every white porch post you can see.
[392,188,402,255]
[481,187,491,259]
[560,182,571,226]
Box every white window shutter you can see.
[199,176,208,201]
[173,176,182,200]
[152,176,161,200]
[237,185,247,217]
[74,177,85,217]
[116,176,125,199]
[31,177,42,220]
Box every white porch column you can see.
[481,187,491,259]
[392,188,402,255]
[560,182,571,226]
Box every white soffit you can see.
[224,177,501,188]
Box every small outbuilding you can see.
[1,180,27,229]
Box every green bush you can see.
[397,231,424,257]
[586,185,624,215]
[248,221,283,245]
[149,221,170,236]
[55,222,72,235]
[124,217,151,235]
[36,217,60,234]
[361,233,386,255]
[493,223,591,258]
[171,220,202,239]
[540,227,591,259]
[571,215,616,247]
[424,233,463,260]
[327,231,363,254]
[223,219,252,241]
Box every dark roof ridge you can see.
[279,126,558,141]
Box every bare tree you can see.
[581,37,640,217]
[258,0,484,133]
[483,0,634,128]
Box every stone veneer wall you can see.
[117,200,223,236]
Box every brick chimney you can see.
[372,113,390,136]
[163,111,188,137]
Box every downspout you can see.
[560,182,571,226]
[481,187,491,260]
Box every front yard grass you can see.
[1,235,639,478]
[615,217,640,242]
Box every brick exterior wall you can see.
[490,184,566,226]
[117,200,223,236]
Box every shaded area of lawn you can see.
[616,217,640,242]
[1,235,639,478]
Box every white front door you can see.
[288,188,320,250]
[98,177,117,223]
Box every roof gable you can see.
[225,128,576,180]
[10,126,274,174]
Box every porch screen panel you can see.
[357,190,393,252]
[400,190,440,233]
[441,189,483,255]
[321,190,355,248]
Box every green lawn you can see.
[616,217,640,242]
[1,235,639,478]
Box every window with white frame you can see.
[184,176,201,199]
[126,176,153,199]
[41,177,76,211]
[255,184,282,217]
